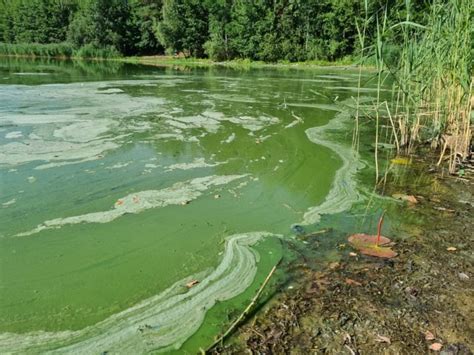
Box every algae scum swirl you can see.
[0,60,368,353]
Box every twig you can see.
[206,263,280,353]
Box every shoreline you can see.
[213,153,474,354]
[0,53,367,71]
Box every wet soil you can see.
[211,155,474,354]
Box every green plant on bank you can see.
[0,42,121,59]
[356,0,473,177]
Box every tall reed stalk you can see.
[357,0,473,174]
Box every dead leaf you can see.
[424,330,435,341]
[348,234,397,259]
[392,193,418,204]
[359,246,398,259]
[447,247,457,252]
[429,343,442,351]
[345,278,362,286]
[348,233,392,246]
[186,280,199,288]
[376,334,391,344]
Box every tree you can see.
[68,0,135,54]
[157,0,208,57]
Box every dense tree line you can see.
[0,0,432,61]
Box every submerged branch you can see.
[205,261,281,353]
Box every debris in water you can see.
[391,156,411,165]
[348,212,397,259]
[348,233,392,246]
[186,280,199,288]
[291,224,305,235]
[27,176,36,183]
[392,193,418,204]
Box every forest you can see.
[0,0,432,61]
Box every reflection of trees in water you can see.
[0,57,146,85]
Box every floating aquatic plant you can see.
[348,212,397,259]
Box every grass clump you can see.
[0,42,121,59]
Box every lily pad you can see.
[348,233,391,246]
[358,245,398,259]
[348,233,398,259]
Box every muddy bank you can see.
[211,155,474,354]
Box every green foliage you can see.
[67,0,135,55]
[0,0,75,44]
[157,0,208,57]
[0,42,73,57]
[0,0,456,63]
[0,42,121,59]
[357,0,473,174]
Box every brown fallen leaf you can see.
[429,343,442,351]
[447,247,457,252]
[186,280,199,288]
[359,246,398,259]
[345,278,362,286]
[348,233,392,246]
[376,334,391,344]
[424,330,435,341]
[347,213,397,259]
[392,193,418,204]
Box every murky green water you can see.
[0,58,376,353]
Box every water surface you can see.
[0,59,372,353]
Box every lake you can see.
[0,58,377,353]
